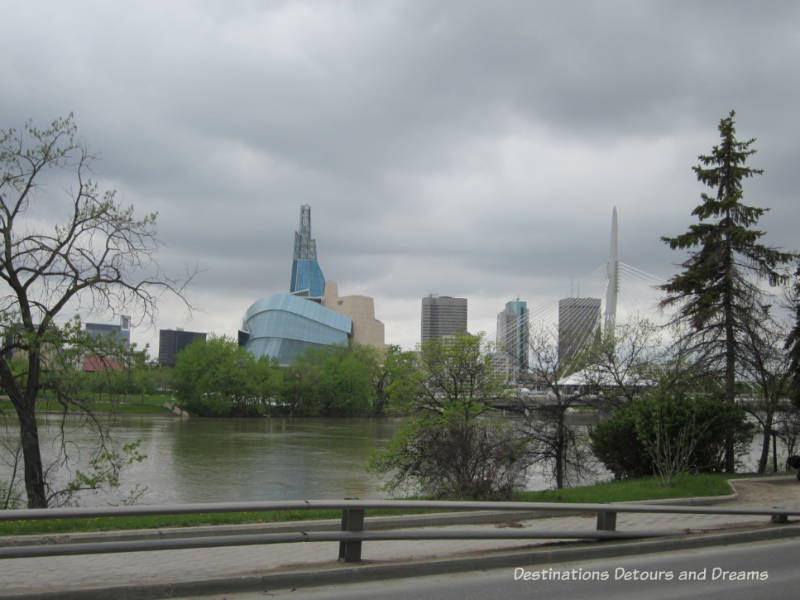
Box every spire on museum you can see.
[293,204,317,260]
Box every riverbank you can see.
[0,474,738,537]
[0,394,174,415]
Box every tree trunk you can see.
[15,401,48,508]
[772,432,778,473]
[555,410,565,489]
[758,413,773,474]
[723,251,736,473]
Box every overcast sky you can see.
[2,1,798,354]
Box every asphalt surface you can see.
[2,476,800,599]
[241,537,800,600]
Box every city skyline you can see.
[2,3,797,354]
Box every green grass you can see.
[513,473,734,503]
[0,474,737,537]
[0,509,346,537]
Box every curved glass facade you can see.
[242,294,352,365]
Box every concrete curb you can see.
[5,523,800,600]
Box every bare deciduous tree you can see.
[513,324,594,489]
[738,295,797,473]
[581,318,665,413]
[0,115,191,507]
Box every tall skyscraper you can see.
[496,298,529,379]
[558,297,601,369]
[289,205,326,297]
[421,295,467,343]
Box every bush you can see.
[590,391,753,480]
[371,413,528,500]
[586,404,651,479]
[370,333,528,500]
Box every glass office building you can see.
[241,293,352,366]
[496,298,529,379]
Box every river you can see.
[0,412,784,507]
[1,414,406,506]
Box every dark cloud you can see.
[1,0,798,351]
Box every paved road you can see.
[238,537,799,600]
[2,476,800,599]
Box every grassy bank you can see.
[0,393,174,415]
[514,473,734,503]
[0,474,736,537]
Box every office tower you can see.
[85,316,131,349]
[421,295,467,343]
[289,204,326,297]
[558,297,601,369]
[159,329,207,367]
[496,298,529,379]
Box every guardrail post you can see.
[338,508,364,562]
[771,512,788,524]
[596,510,617,531]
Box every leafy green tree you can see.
[659,110,794,471]
[173,336,271,416]
[322,344,376,415]
[286,344,378,416]
[253,356,284,411]
[371,333,527,499]
[371,345,417,415]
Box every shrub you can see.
[590,391,752,480]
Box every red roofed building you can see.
[82,356,123,372]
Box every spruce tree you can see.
[787,264,800,406]
[659,110,793,471]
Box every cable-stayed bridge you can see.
[491,207,670,393]
[526,207,667,339]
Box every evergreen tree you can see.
[787,263,800,406]
[659,110,793,471]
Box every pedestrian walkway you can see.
[2,477,800,599]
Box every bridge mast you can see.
[604,206,619,339]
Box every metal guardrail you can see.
[2,499,799,562]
